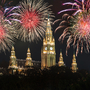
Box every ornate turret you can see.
[8,46,18,74]
[71,52,78,73]
[41,18,56,69]
[8,46,17,68]
[58,49,64,66]
[25,48,33,67]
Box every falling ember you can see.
[21,10,40,30]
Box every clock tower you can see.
[41,18,56,69]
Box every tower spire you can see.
[25,48,33,68]
[11,46,14,51]
[46,17,52,42]
[8,46,18,74]
[41,17,56,69]
[58,49,64,66]
[71,51,78,73]
[9,46,17,67]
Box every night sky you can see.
[0,0,90,71]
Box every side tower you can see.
[58,49,65,67]
[41,18,56,69]
[25,48,33,68]
[8,46,18,74]
[71,52,78,73]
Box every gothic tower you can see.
[41,18,56,69]
[58,49,64,66]
[25,48,33,67]
[8,46,18,74]
[8,46,17,68]
[71,52,78,73]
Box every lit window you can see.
[50,47,53,50]
[45,47,47,50]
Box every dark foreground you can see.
[0,66,90,90]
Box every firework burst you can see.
[0,0,20,52]
[0,10,13,52]
[13,0,54,42]
[54,0,90,56]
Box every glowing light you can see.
[50,47,53,50]
[45,47,47,50]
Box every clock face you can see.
[50,47,53,50]
[45,47,47,50]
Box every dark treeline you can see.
[0,66,90,90]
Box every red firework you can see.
[21,10,40,30]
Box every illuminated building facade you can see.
[8,46,40,74]
[8,18,78,74]
[41,19,56,69]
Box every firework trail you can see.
[0,0,20,52]
[13,0,54,42]
[54,0,90,56]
